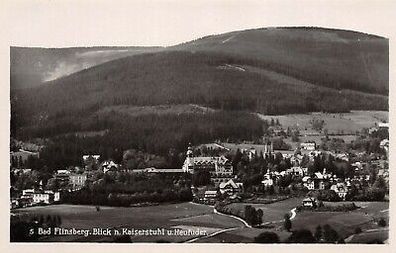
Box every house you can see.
[21,189,60,205]
[11,168,32,175]
[219,179,243,195]
[330,183,348,200]
[247,148,256,161]
[285,166,306,177]
[10,199,19,209]
[300,142,316,151]
[378,122,389,129]
[302,170,331,190]
[33,191,60,204]
[262,177,274,187]
[278,150,295,159]
[32,192,53,204]
[57,169,70,175]
[69,173,87,190]
[302,197,317,207]
[101,160,118,173]
[10,149,40,164]
[82,154,100,162]
[336,153,349,162]
[313,172,327,190]
[302,176,314,190]
[203,190,218,204]
[55,170,70,184]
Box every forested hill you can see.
[172,27,388,95]
[12,50,387,127]
[10,27,389,166]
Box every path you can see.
[186,202,298,242]
[214,208,251,228]
[185,227,240,243]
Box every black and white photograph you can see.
[3,0,395,249]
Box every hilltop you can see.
[172,27,388,95]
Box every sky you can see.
[2,0,396,47]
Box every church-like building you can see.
[182,145,234,185]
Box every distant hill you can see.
[10,46,163,89]
[11,27,389,159]
[12,50,387,132]
[11,27,388,94]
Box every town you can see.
[10,116,389,243]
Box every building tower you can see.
[183,143,194,173]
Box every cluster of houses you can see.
[11,121,389,208]
[199,178,244,204]
[182,145,245,204]
[11,155,124,209]
[11,189,61,209]
[262,164,377,201]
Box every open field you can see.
[291,201,389,240]
[198,199,388,243]
[257,110,388,135]
[11,199,389,243]
[225,197,304,224]
[346,228,389,243]
[12,202,243,242]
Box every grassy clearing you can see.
[96,104,216,117]
[257,110,388,135]
[225,197,304,224]
[12,202,242,242]
[292,201,389,239]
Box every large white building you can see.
[182,145,233,185]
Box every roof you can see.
[219,179,239,189]
[10,149,39,156]
[153,168,184,173]
[186,156,230,166]
[378,122,389,128]
[204,190,218,194]
[134,168,184,173]
[314,172,324,179]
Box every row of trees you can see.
[61,172,193,206]
[254,224,344,243]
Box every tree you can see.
[245,205,257,226]
[310,117,326,132]
[373,176,387,192]
[254,232,280,243]
[354,227,362,234]
[256,209,263,225]
[192,170,211,186]
[284,214,292,232]
[323,224,340,243]
[287,229,316,243]
[314,225,322,242]
[378,218,386,227]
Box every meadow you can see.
[12,202,243,242]
[200,199,389,243]
[257,110,388,135]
